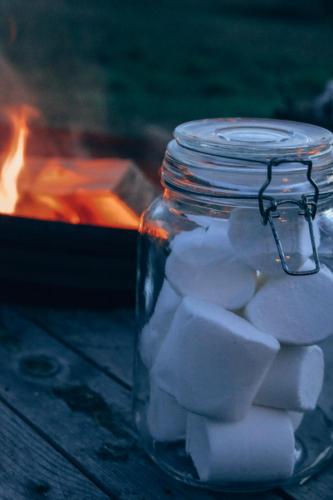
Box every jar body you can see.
[134,190,333,492]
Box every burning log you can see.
[0,106,159,229]
[17,157,159,229]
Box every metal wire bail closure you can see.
[258,158,320,276]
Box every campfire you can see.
[0,105,157,230]
[0,105,162,306]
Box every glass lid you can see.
[174,118,333,160]
[162,118,333,201]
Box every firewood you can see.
[16,157,159,228]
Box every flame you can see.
[0,106,31,214]
[0,106,157,230]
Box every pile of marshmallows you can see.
[139,208,333,484]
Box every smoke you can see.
[0,55,34,108]
[0,1,110,134]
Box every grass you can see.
[0,0,332,135]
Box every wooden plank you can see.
[22,306,135,387]
[0,398,107,500]
[22,306,333,500]
[0,304,270,500]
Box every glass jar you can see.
[133,118,333,492]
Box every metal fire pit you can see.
[0,124,164,307]
[0,214,138,307]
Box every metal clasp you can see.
[258,158,320,276]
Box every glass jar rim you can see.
[162,118,333,201]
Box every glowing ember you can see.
[0,107,158,229]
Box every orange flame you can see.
[0,106,157,230]
[0,106,32,214]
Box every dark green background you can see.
[0,0,332,135]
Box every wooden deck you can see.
[0,303,332,499]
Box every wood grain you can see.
[22,306,135,387]
[0,304,255,500]
[0,398,108,500]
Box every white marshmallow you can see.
[147,380,187,442]
[166,224,257,310]
[289,411,304,431]
[187,408,295,483]
[255,345,324,411]
[169,224,228,266]
[228,207,319,275]
[245,266,333,344]
[139,280,181,369]
[152,297,279,421]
